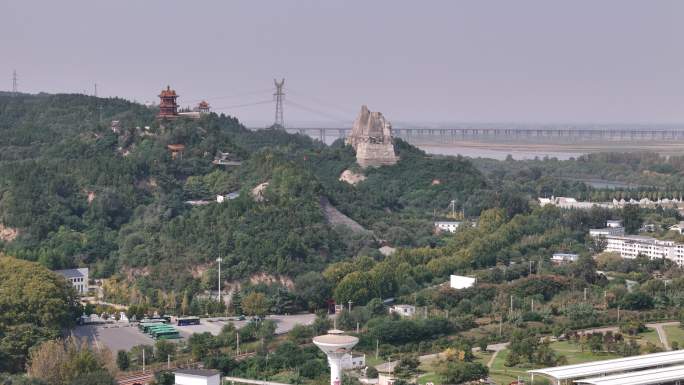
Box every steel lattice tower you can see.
[273,78,285,129]
[12,70,17,96]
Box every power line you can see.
[211,99,273,111]
[286,88,356,116]
[285,99,349,124]
[273,78,285,129]
[183,89,274,104]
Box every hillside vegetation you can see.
[0,93,489,298]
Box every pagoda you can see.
[197,100,210,114]
[158,86,179,119]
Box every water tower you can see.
[313,330,359,385]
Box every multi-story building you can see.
[54,268,89,295]
[589,227,625,238]
[604,235,684,266]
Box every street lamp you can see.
[216,257,223,303]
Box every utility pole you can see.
[510,295,513,316]
[531,299,534,312]
[499,315,503,337]
[94,82,98,97]
[142,348,146,373]
[348,300,352,312]
[584,288,587,302]
[216,257,223,303]
[273,78,285,129]
[12,70,17,96]
[236,332,240,355]
[375,339,379,359]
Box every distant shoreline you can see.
[412,140,684,160]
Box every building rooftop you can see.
[54,268,88,279]
[575,364,684,385]
[174,368,220,377]
[159,85,177,97]
[313,334,359,345]
[528,350,684,381]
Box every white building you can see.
[606,220,623,228]
[54,268,89,295]
[551,253,579,265]
[174,369,221,385]
[341,353,366,369]
[389,304,416,317]
[216,192,240,203]
[604,235,684,266]
[450,275,476,289]
[590,227,625,238]
[434,221,462,233]
[669,221,684,234]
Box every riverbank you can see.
[416,141,684,160]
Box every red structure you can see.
[197,100,210,114]
[158,86,179,119]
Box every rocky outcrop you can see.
[346,105,398,168]
[251,182,269,202]
[339,169,367,185]
[0,224,18,242]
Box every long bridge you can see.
[280,126,684,143]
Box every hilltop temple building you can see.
[158,86,179,119]
[346,105,398,168]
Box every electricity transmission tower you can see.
[273,78,285,129]
[12,70,17,96]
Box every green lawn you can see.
[637,328,663,348]
[489,342,620,385]
[664,325,684,348]
[489,349,534,385]
[551,341,620,364]
[418,372,443,385]
[365,355,384,368]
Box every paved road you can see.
[175,313,316,337]
[381,341,510,371]
[646,321,679,350]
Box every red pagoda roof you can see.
[159,85,177,98]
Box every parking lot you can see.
[73,323,155,352]
[73,313,316,352]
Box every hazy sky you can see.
[2,1,683,126]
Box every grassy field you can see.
[550,341,620,364]
[664,325,684,348]
[489,341,620,385]
[638,328,664,348]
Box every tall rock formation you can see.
[346,105,398,168]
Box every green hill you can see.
[0,92,489,297]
